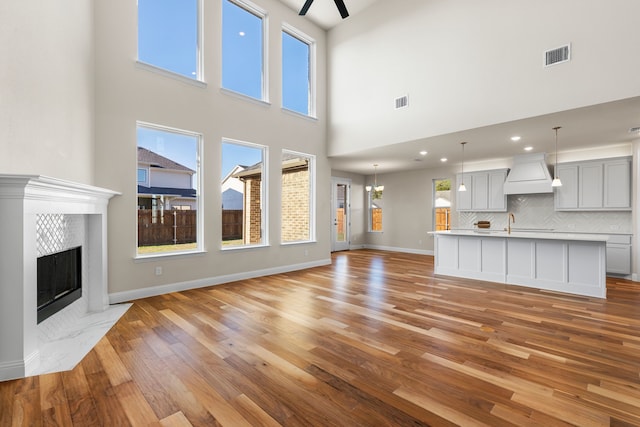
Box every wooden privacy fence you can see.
[138,210,196,246]
[222,210,243,241]
[138,210,244,246]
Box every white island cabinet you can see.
[431,230,608,298]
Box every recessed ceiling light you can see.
[524,146,533,151]
[239,31,246,36]
[440,157,448,162]
[419,150,428,156]
[511,136,521,142]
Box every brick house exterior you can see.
[232,156,310,245]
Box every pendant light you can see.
[551,126,562,187]
[365,164,384,199]
[458,142,467,192]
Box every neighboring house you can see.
[137,147,196,211]
[221,165,246,210]
[231,155,310,244]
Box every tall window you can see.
[433,179,452,231]
[137,0,200,79]
[221,140,267,248]
[222,0,266,100]
[281,151,315,243]
[282,26,314,116]
[137,123,201,256]
[368,192,383,232]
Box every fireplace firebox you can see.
[37,246,82,323]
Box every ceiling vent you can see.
[629,126,640,133]
[395,95,409,110]
[544,44,571,67]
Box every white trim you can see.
[109,258,332,304]
[364,244,434,256]
[281,149,316,244]
[220,88,272,107]
[281,107,318,121]
[135,122,204,254]
[135,61,207,88]
[221,138,269,247]
[223,0,269,103]
[0,353,37,382]
[281,23,317,117]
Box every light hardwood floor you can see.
[3,249,640,426]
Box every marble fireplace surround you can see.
[0,175,126,381]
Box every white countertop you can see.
[430,229,610,242]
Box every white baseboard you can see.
[109,258,332,304]
[0,349,38,381]
[364,244,434,256]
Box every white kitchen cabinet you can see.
[604,159,631,208]
[606,234,632,275]
[578,163,603,208]
[554,165,578,209]
[471,173,489,210]
[456,169,508,212]
[555,157,631,211]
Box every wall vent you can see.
[395,95,409,109]
[544,44,571,67]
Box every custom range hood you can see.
[503,153,553,194]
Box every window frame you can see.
[135,121,204,259]
[136,0,204,83]
[281,24,316,118]
[367,191,383,233]
[221,138,269,250]
[221,0,269,102]
[280,149,316,245]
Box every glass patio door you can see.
[331,178,350,252]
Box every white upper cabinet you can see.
[604,159,631,208]
[456,169,508,212]
[555,157,631,211]
[578,163,603,209]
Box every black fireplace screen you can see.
[37,246,82,323]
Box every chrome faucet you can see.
[507,212,515,234]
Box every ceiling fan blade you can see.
[334,0,349,18]
[299,0,314,15]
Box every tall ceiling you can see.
[279,1,640,174]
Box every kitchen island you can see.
[430,230,608,298]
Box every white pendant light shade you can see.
[552,126,562,188]
[458,142,467,192]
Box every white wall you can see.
[95,0,330,296]
[327,0,640,156]
[0,1,95,183]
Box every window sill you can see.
[281,240,317,246]
[220,88,271,107]
[281,107,318,121]
[135,61,207,88]
[134,249,207,262]
[221,243,270,251]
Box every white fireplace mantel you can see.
[0,175,120,381]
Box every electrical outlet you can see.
[418,239,422,245]
[155,266,162,276]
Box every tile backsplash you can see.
[456,193,632,234]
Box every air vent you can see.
[629,127,640,133]
[544,44,571,67]
[395,95,409,109]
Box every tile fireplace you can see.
[0,175,124,381]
